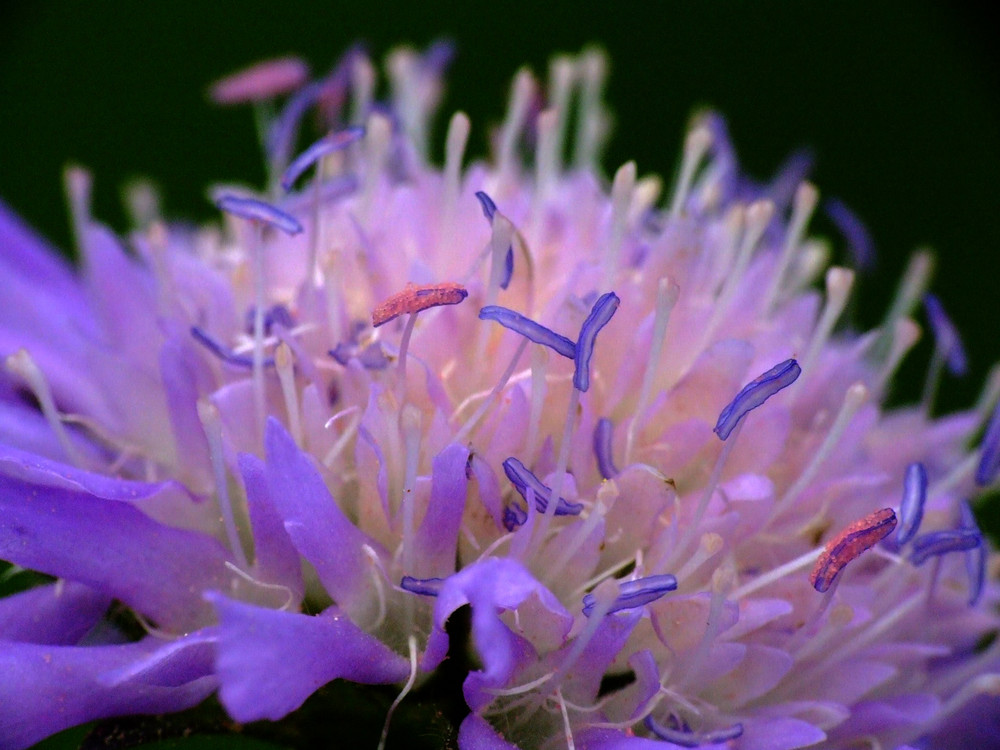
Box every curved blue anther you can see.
[499,246,514,290]
[503,503,528,532]
[643,715,744,748]
[896,462,928,545]
[909,528,982,567]
[281,126,364,191]
[714,359,801,440]
[479,306,576,359]
[924,293,968,376]
[582,574,677,617]
[976,399,1000,487]
[245,304,295,336]
[216,194,303,235]
[960,500,986,607]
[593,417,619,479]
[400,576,445,597]
[574,292,620,392]
[474,191,497,221]
[825,197,874,270]
[502,457,584,517]
[191,326,274,369]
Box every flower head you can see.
[1,43,998,749]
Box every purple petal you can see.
[0,475,231,630]
[263,418,382,617]
[159,336,213,484]
[0,199,90,320]
[208,593,409,722]
[479,306,576,359]
[738,718,826,750]
[0,581,109,645]
[238,453,305,600]
[458,714,520,750]
[422,558,572,710]
[896,461,927,545]
[574,292,620,392]
[0,441,189,504]
[411,444,470,578]
[0,632,215,749]
[714,359,800,440]
[216,194,303,235]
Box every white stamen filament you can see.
[773,382,868,518]
[674,532,724,582]
[223,561,295,611]
[729,546,824,601]
[572,47,607,172]
[795,266,855,389]
[442,111,470,222]
[526,347,550,463]
[545,56,575,180]
[349,54,376,127]
[397,312,418,384]
[784,239,829,294]
[664,420,744,570]
[625,277,679,465]
[377,635,419,750]
[454,338,530,445]
[322,408,362,468]
[533,109,560,217]
[544,489,612,587]
[251,224,268,437]
[762,181,819,316]
[872,318,921,395]
[529,386,581,560]
[605,161,636,277]
[556,689,576,750]
[197,400,249,570]
[361,113,393,219]
[496,68,536,192]
[274,343,303,447]
[398,404,422,634]
[362,544,389,632]
[669,126,712,219]
[882,250,934,335]
[5,349,85,468]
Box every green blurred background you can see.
[0,1,997,435]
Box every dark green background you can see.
[0,2,997,412]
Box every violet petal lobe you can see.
[237,452,305,601]
[714,358,801,440]
[0,475,230,631]
[457,714,521,750]
[0,581,109,645]
[0,633,216,750]
[207,593,409,722]
[263,417,384,619]
[411,443,470,578]
[421,558,572,711]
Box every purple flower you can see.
[1,43,998,750]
